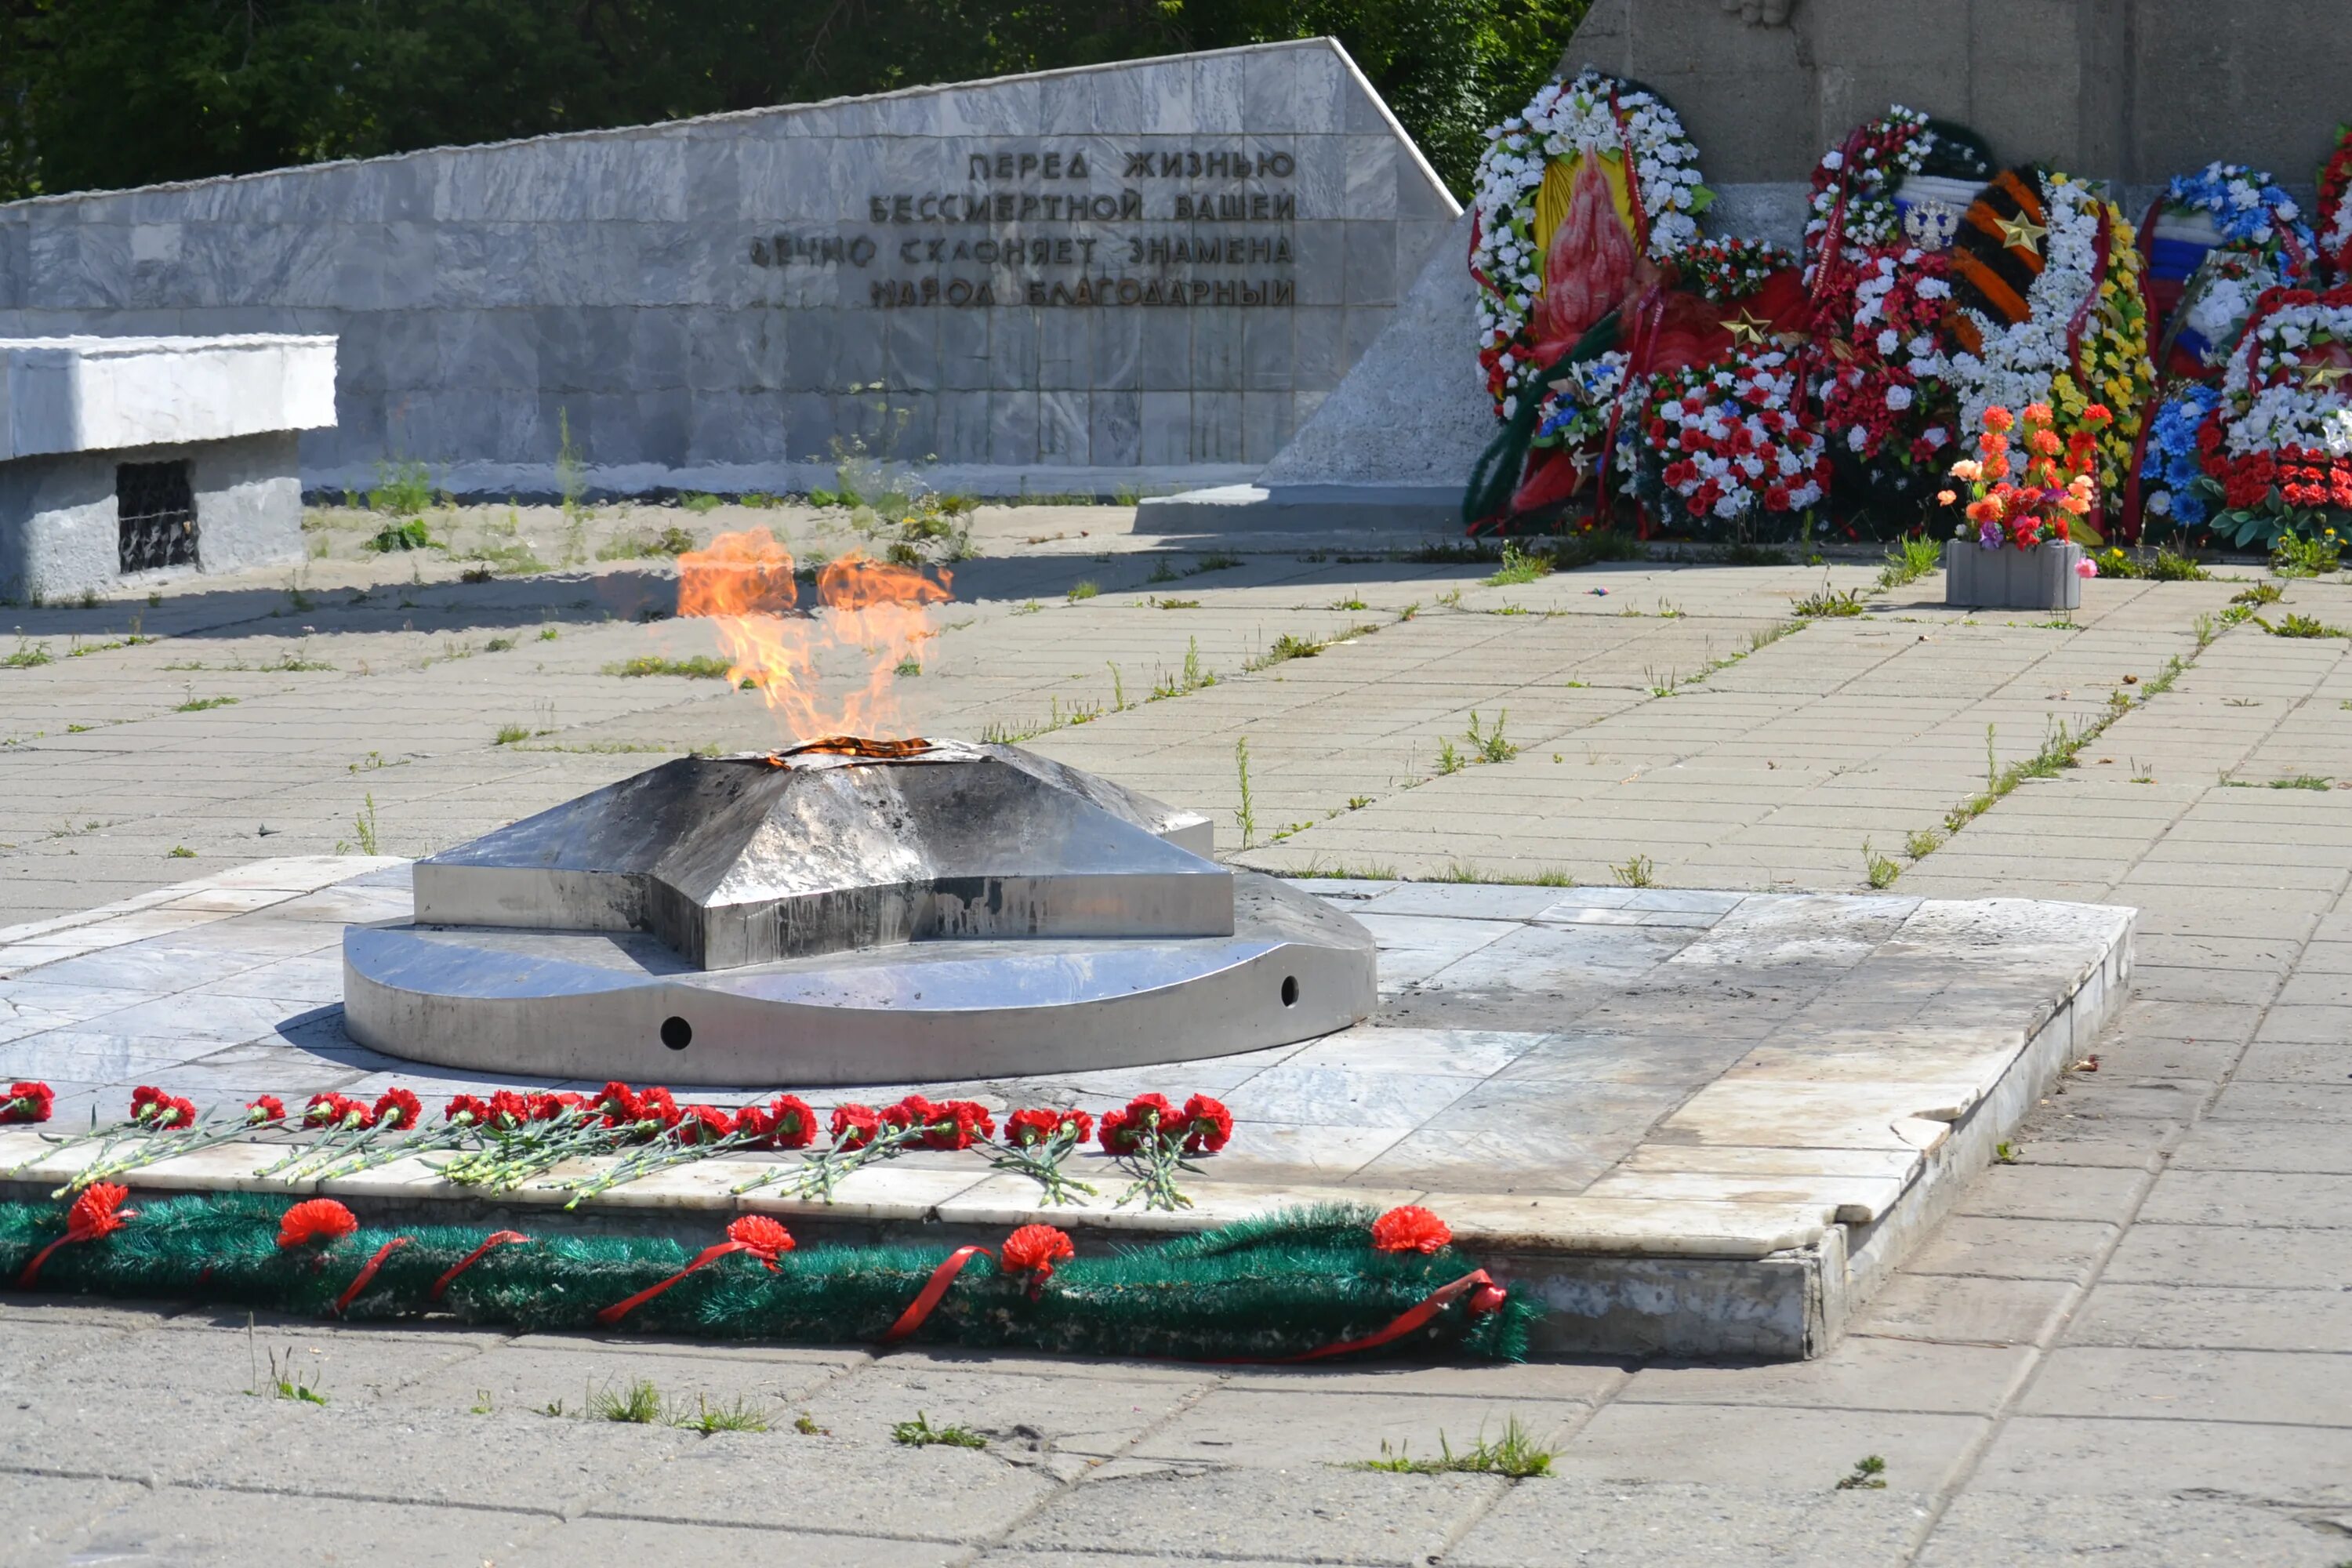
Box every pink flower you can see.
[2075,559,2098,579]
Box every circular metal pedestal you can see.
[343,873,1374,1085]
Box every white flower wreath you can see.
[1469,69,1711,413]
[1942,173,2104,435]
[2220,299,2352,459]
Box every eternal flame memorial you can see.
[0,9,2346,1559]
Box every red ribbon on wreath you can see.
[595,1217,794,1327]
[877,1245,993,1345]
[1808,126,1869,309]
[1221,1269,1510,1365]
[18,1182,133,1288]
[332,1237,412,1315]
[430,1230,530,1301]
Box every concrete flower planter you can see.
[1943,539,2085,611]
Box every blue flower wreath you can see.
[2161,162,2314,259]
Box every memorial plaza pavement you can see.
[0,497,2347,1564]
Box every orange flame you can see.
[676,530,952,742]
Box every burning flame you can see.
[677,530,952,742]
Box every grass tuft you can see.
[1794,579,1867,618]
[2259,612,2347,639]
[605,655,736,680]
[1486,542,1553,586]
[1875,535,1944,590]
[893,1411,986,1449]
[1359,1417,1555,1479]
[1836,1454,1889,1491]
[590,1378,667,1425]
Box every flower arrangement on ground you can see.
[1940,168,2151,529]
[1638,350,1830,524]
[1470,68,1711,419]
[1940,401,2107,558]
[1800,107,1993,287]
[2145,163,2314,375]
[2179,284,2352,546]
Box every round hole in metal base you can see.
[659,1015,693,1051]
[1279,975,1299,1007]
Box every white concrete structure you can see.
[0,334,335,602]
[0,41,1454,501]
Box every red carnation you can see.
[277,1198,358,1250]
[372,1087,423,1131]
[741,1094,815,1149]
[527,1091,585,1122]
[726,1214,794,1260]
[304,1092,372,1131]
[1006,1107,1090,1147]
[676,1104,733,1145]
[2,1080,54,1124]
[631,1085,681,1130]
[1000,1223,1074,1280]
[1371,1205,1454,1254]
[444,1094,491,1126]
[155,1095,198,1131]
[65,1181,134,1243]
[830,1103,882,1150]
[916,1099,994,1151]
[1099,1093,1178,1156]
[595,1081,640,1123]
[485,1091,531,1130]
[129,1085,171,1122]
[881,1094,937,1133]
[245,1095,286,1125]
[1178,1094,1232,1154]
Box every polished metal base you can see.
[343,872,1376,1085]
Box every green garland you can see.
[0,1194,1540,1363]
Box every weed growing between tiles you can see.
[0,1192,1540,1363]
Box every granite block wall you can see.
[0,38,1457,499]
[1568,0,2350,236]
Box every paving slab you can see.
[1018,1466,1505,1566]
[1448,1482,1920,1568]
[584,1432,1060,1544]
[1918,1492,2352,1567]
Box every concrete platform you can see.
[0,855,2130,1360]
[1133,482,1468,533]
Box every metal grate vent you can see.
[117,461,198,573]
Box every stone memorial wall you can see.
[0,39,1456,498]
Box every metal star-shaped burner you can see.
[343,741,1376,1083]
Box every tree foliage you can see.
[0,0,1587,204]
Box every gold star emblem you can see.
[1994,211,2049,253]
[2302,364,2352,390]
[1724,308,1773,347]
